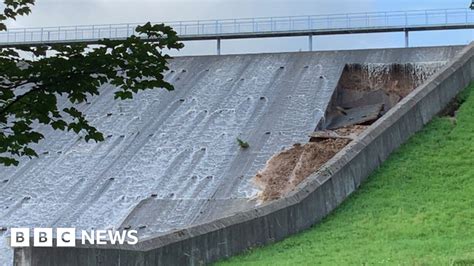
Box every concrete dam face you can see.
[0,46,464,264]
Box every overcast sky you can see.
[3,0,474,55]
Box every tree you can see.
[0,0,184,166]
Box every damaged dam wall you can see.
[11,45,471,265]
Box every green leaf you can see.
[51,120,67,130]
[0,157,19,166]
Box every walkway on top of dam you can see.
[1,8,474,51]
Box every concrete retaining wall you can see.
[14,43,474,266]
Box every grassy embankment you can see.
[218,85,474,265]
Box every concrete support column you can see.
[309,34,313,51]
[217,38,221,55]
[404,30,409,48]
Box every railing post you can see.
[217,38,221,55]
[404,30,409,48]
[308,34,313,51]
[40,27,43,42]
[405,11,408,26]
[23,28,26,42]
[215,20,218,34]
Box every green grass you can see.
[217,85,474,266]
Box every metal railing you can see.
[0,8,473,46]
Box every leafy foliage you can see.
[0,1,184,166]
[0,0,34,31]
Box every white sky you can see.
[3,0,474,55]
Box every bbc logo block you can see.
[10,228,138,247]
[11,228,76,247]
[10,228,29,247]
[57,228,76,247]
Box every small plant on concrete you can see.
[237,138,250,149]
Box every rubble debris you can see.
[335,106,348,115]
[334,125,369,136]
[255,139,350,201]
[340,89,400,114]
[327,103,383,129]
[309,130,355,141]
[255,125,367,201]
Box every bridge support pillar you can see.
[405,30,409,48]
[309,34,313,51]
[217,38,221,55]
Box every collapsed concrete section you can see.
[326,62,446,124]
[254,62,446,201]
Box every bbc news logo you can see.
[10,228,139,247]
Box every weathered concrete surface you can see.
[4,45,466,265]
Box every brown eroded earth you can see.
[255,125,368,201]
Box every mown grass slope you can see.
[217,85,474,265]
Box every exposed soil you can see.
[255,125,367,201]
[337,63,437,98]
[440,95,465,118]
